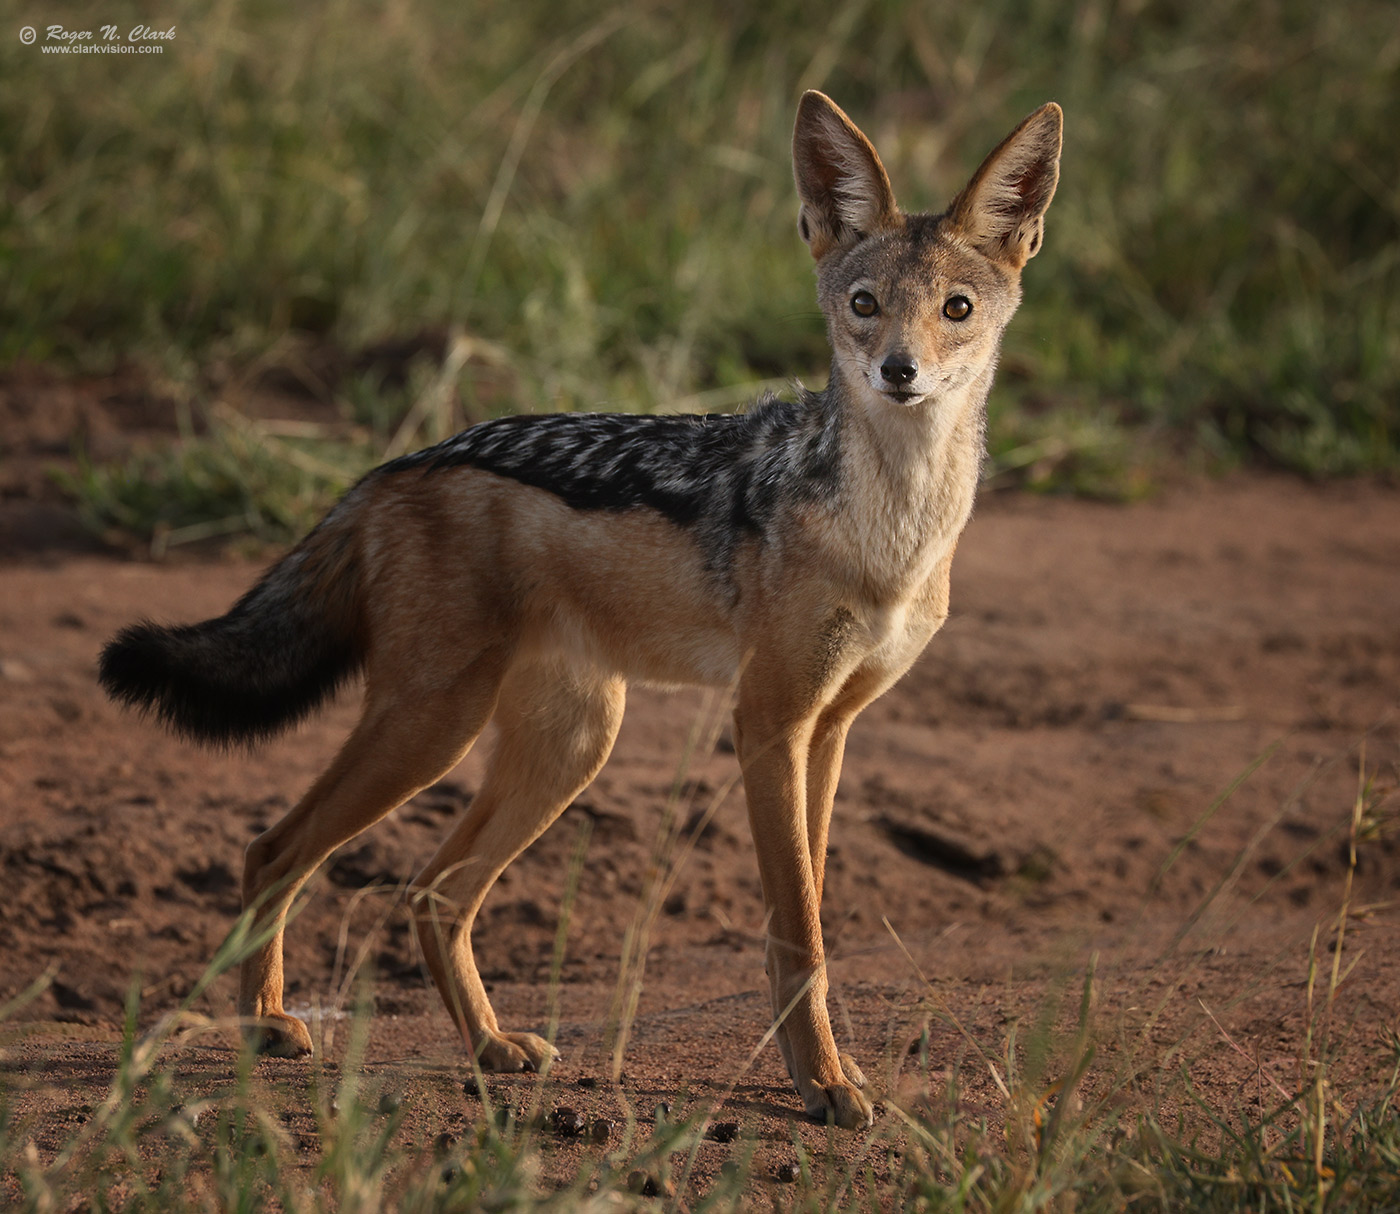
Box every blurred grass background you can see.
[2,0,1397,541]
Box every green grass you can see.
[6,916,1400,1210]
[3,0,1397,541]
[54,406,379,553]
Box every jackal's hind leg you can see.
[411,664,626,1073]
[238,655,505,1055]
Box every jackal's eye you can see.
[943,295,972,321]
[850,291,879,318]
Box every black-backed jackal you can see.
[101,92,1061,1128]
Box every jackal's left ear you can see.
[793,91,900,261]
[948,103,1062,271]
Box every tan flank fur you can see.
[100,93,1061,1129]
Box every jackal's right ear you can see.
[793,91,899,261]
[948,102,1063,271]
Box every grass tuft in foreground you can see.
[3,748,1398,1209]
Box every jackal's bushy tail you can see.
[99,506,365,747]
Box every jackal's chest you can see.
[850,580,949,664]
[805,527,958,696]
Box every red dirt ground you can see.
[1,374,1397,1200]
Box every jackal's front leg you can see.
[735,705,874,1129]
[799,705,871,1091]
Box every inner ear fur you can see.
[792,91,900,261]
[948,102,1063,271]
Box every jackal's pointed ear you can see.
[793,91,900,261]
[948,102,1062,271]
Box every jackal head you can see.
[793,92,1061,412]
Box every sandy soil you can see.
[1,374,1397,1199]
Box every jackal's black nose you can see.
[880,353,918,386]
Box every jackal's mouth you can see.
[879,387,924,405]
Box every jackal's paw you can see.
[839,1051,868,1089]
[803,1078,875,1129]
[476,1031,559,1074]
[244,1012,313,1058]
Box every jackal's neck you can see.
[827,357,988,537]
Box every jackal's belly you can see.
[527,603,742,688]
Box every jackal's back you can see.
[380,390,844,574]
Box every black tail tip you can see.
[98,614,359,749]
[98,621,176,713]
[98,619,263,748]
